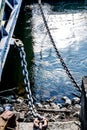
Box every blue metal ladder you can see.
[0,0,22,81]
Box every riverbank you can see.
[0,94,80,129]
[18,121,80,130]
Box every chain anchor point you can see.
[14,39,24,47]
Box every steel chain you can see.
[14,39,42,119]
[38,0,81,92]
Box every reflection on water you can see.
[31,3,87,102]
[13,2,87,103]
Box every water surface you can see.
[14,2,87,103]
[28,3,87,102]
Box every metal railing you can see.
[0,0,23,81]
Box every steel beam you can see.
[0,0,22,81]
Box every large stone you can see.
[62,96,71,107]
[35,103,43,108]
[74,104,81,110]
[72,97,80,105]
[50,103,60,109]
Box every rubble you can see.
[0,95,81,129]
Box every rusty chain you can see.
[14,39,42,119]
[38,0,81,92]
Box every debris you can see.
[0,110,16,130]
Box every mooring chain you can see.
[14,39,42,119]
[38,0,81,92]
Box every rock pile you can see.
[36,96,80,122]
[0,95,81,123]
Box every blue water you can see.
[14,2,87,103]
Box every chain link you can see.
[38,0,81,92]
[14,39,42,119]
[14,2,81,118]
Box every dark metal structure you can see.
[80,77,87,130]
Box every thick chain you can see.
[38,0,81,92]
[14,39,42,119]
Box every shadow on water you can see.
[0,45,22,95]
[14,1,36,96]
[0,1,87,103]
[26,0,84,4]
[29,2,87,103]
[0,1,35,97]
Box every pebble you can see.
[62,96,71,107]
[73,111,80,118]
[36,103,43,108]
[50,102,60,109]
[57,103,62,108]
[44,104,50,109]
[74,104,81,109]
[0,95,81,122]
[72,97,80,105]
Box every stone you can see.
[16,97,24,103]
[13,111,20,120]
[62,96,71,107]
[59,113,65,119]
[43,104,50,109]
[3,104,12,111]
[57,103,62,108]
[55,115,60,120]
[49,118,56,122]
[35,103,43,108]
[50,103,59,109]
[73,111,80,118]
[20,111,25,119]
[74,104,81,110]
[72,97,80,105]
[46,96,57,103]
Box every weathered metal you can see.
[0,0,5,40]
[0,110,16,130]
[0,0,22,81]
[80,77,87,130]
[33,118,48,130]
[14,39,42,119]
[38,0,81,92]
